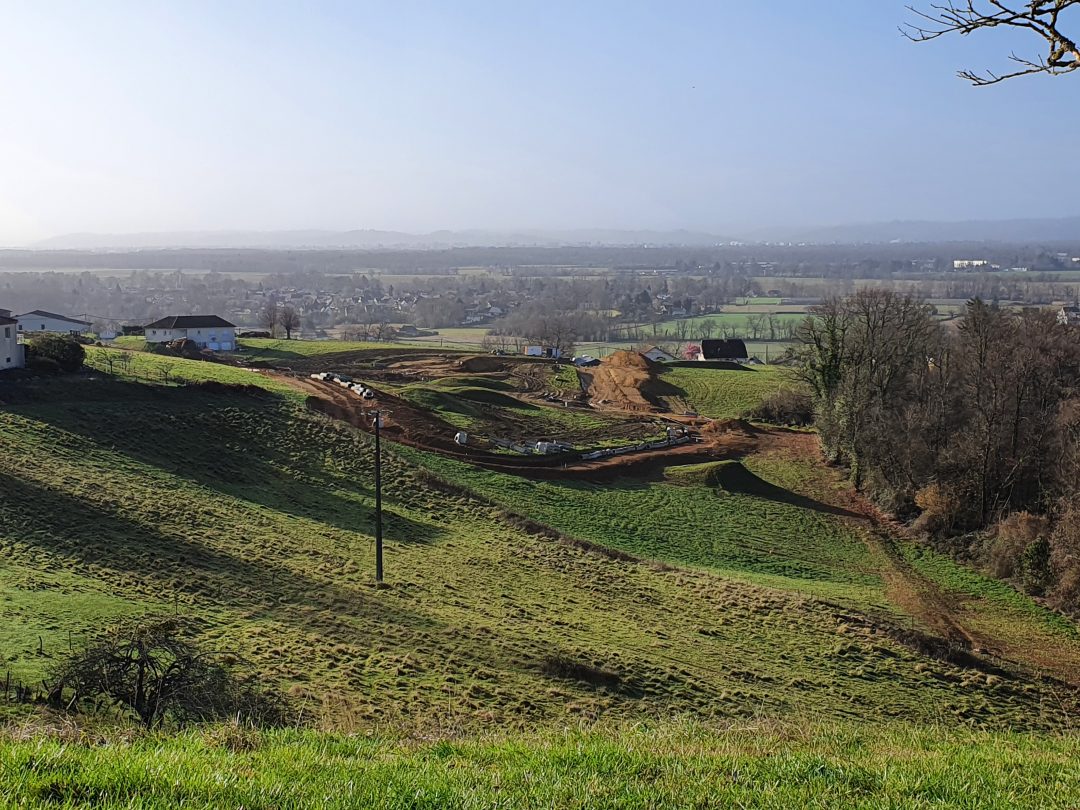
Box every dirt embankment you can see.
[584,351,682,413]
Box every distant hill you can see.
[32,228,734,250]
[767,217,1080,245]
[31,218,1080,249]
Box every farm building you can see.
[641,346,675,363]
[699,339,749,362]
[0,312,23,370]
[524,345,562,359]
[144,315,237,350]
[16,310,91,336]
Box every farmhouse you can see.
[16,310,91,336]
[641,346,675,363]
[699,338,749,362]
[0,313,23,370]
[144,315,237,350]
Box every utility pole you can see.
[373,410,384,583]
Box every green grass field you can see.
[3,721,1078,809]
[650,312,806,335]
[2,361,1080,803]
[661,365,801,418]
[84,346,303,400]
[1,371,1076,730]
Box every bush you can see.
[25,356,62,375]
[987,512,1048,579]
[912,482,962,536]
[26,334,85,372]
[1049,498,1080,612]
[744,388,814,426]
[46,616,291,728]
[1020,537,1053,596]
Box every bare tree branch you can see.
[903,1,1080,84]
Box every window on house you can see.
[4,327,9,338]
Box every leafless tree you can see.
[747,313,767,341]
[158,362,176,386]
[280,306,301,340]
[46,616,290,728]
[904,1,1080,85]
[260,302,281,337]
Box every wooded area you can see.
[796,291,1080,609]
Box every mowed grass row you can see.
[2,721,1078,809]
[0,376,1074,729]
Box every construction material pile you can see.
[586,351,671,412]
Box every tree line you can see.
[795,290,1080,611]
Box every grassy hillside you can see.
[0,372,1077,733]
[3,721,1078,808]
[660,365,801,419]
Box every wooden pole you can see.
[374,411,384,583]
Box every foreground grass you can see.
[2,721,1078,809]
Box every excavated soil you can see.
[584,351,682,413]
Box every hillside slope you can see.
[0,372,1077,732]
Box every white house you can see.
[641,346,676,363]
[144,316,237,350]
[16,310,91,336]
[0,313,23,370]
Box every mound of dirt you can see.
[586,351,674,413]
[457,355,508,373]
[605,350,655,370]
[701,418,759,437]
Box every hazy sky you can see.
[1,1,1077,244]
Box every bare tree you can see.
[280,306,301,340]
[260,302,281,337]
[747,313,767,341]
[46,616,289,728]
[904,1,1080,85]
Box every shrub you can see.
[912,482,962,536]
[1049,498,1080,612]
[26,334,85,372]
[744,388,814,427]
[46,616,291,728]
[1020,537,1053,596]
[987,512,1048,579]
[25,356,62,375]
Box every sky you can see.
[0,0,1077,244]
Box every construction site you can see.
[250,346,801,479]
